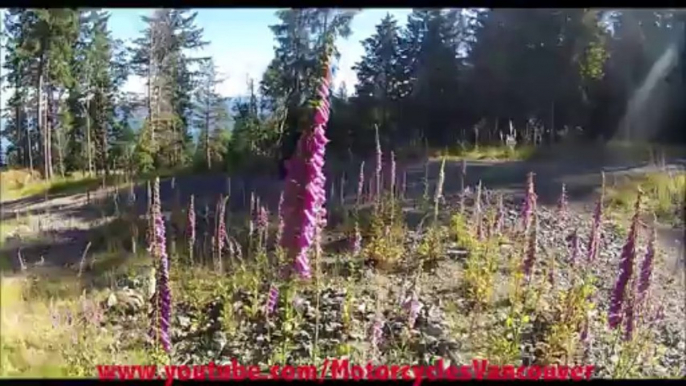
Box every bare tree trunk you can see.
[37,68,48,179]
[86,98,93,176]
[45,86,53,179]
[19,104,33,171]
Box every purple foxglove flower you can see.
[623,280,637,341]
[280,48,334,280]
[149,177,171,353]
[609,191,642,329]
[637,223,656,305]
[265,284,279,316]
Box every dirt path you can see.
[2,156,684,274]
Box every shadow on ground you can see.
[2,146,684,275]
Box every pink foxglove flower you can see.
[636,222,656,305]
[280,46,334,280]
[149,177,171,353]
[265,284,279,317]
[609,191,642,329]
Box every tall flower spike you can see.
[568,228,580,266]
[435,157,446,204]
[636,218,656,306]
[375,125,382,202]
[403,288,423,328]
[356,161,365,207]
[491,194,504,236]
[557,183,568,225]
[280,43,334,280]
[149,178,171,353]
[623,279,637,341]
[370,314,385,352]
[275,192,285,246]
[265,284,279,317]
[520,172,536,234]
[586,172,606,262]
[609,190,642,329]
[522,211,538,279]
[389,151,396,196]
[350,221,362,257]
[475,181,484,240]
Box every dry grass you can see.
[431,145,537,162]
[0,249,154,377]
[605,171,685,227]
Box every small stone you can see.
[106,292,118,308]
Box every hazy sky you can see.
[109,8,411,97]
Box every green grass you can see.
[605,171,686,227]
[431,144,537,162]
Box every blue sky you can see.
[109,8,412,97]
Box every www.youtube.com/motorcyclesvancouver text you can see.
[97,358,596,384]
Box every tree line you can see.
[2,9,684,178]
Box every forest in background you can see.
[2,8,685,179]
